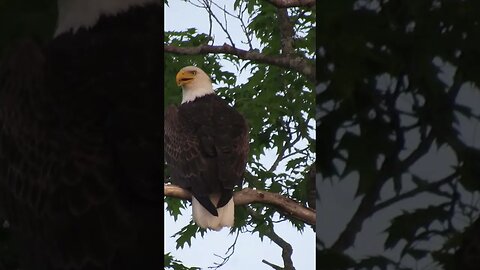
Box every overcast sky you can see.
[164,1,315,269]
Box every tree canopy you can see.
[318,0,480,269]
[164,0,315,269]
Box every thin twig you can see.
[200,0,235,47]
[238,3,254,50]
[372,172,457,213]
[207,1,254,50]
[262,260,283,270]
[206,1,214,42]
[209,230,241,269]
[268,119,297,173]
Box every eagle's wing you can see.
[164,104,218,215]
[211,103,249,190]
[165,105,201,188]
[165,97,249,210]
[204,98,249,207]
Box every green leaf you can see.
[164,197,186,221]
[165,253,200,270]
[173,223,205,249]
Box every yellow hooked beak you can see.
[176,70,195,86]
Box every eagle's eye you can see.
[191,71,197,75]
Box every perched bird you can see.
[0,0,162,269]
[164,66,249,231]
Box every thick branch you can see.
[164,184,316,226]
[266,0,315,8]
[164,43,315,82]
[277,8,295,55]
[247,207,295,270]
[261,228,295,270]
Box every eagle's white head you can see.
[176,66,214,104]
[55,0,159,37]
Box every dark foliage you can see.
[318,0,480,269]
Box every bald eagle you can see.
[164,66,249,231]
[0,0,162,269]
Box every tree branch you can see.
[262,260,284,270]
[266,0,315,8]
[372,172,457,213]
[164,184,316,226]
[268,119,300,173]
[261,227,295,270]
[209,230,240,269]
[247,207,295,270]
[164,43,315,82]
[197,0,235,46]
[277,8,295,55]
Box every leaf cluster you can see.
[165,252,201,270]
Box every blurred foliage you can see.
[0,1,56,268]
[318,0,480,269]
[0,0,56,57]
[0,220,18,270]
[164,0,315,268]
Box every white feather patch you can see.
[192,195,234,231]
[181,88,214,104]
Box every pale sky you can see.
[164,1,315,269]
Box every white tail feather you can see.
[192,194,234,231]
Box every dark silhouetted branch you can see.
[372,173,457,213]
[331,131,436,252]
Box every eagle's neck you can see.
[55,0,158,37]
[181,87,215,104]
